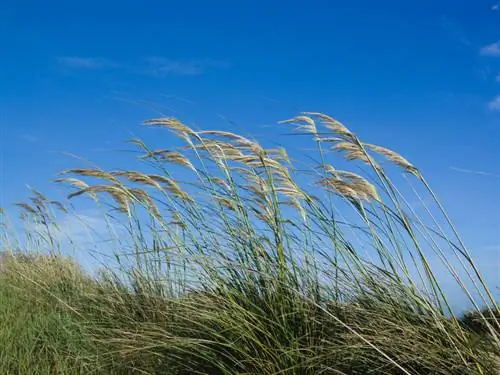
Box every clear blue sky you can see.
[1,1,499,299]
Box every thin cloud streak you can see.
[440,17,472,47]
[143,57,230,76]
[480,41,500,56]
[57,56,121,70]
[487,95,500,111]
[20,133,40,144]
[57,56,230,76]
[450,166,500,178]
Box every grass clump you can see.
[0,112,498,374]
[0,252,100,374]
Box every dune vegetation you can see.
[0,113,498,374]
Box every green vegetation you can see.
[0,113,498,374]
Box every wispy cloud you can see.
[487,95,500,111]
[474,66,492,81]
[57,56,121,70]
[24,209,109,247]
[54,210,111,245]
[56,56,229,76]
[480,41,500,56]
[20,133,40,143]
[440,17,471,47]
[481,244,500,252]
[493,3,500,11]
[144,57,229,76]
[450,166,500,178]
[496,74,500,82]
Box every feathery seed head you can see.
[364,143,419,175]
[319,170,379,202]
[333,142,379,169]
[147,175,193,202]
[210,177,231,191]
[128,188,162,219]
[144,147,197,170]
[169,209,186,229]
[318,178,362,202]
[60,169,118,183]
[15,203,38,216]
[144,117,195,138]
[113,171,162,189]
[197,130,263,154]
[67,185,130,213]
[49,201,68,214]
[279,115,318,134]
[160,151,195,170]
[54,177,90,190]
[189,140,243,161]
[302,112,353,138]
[335,171,380,202]
[215,197,236,211]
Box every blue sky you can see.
[1,1,499,301]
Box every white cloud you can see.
[23,209,110,248]
[493,3,500,11]
[57,56,120,70]
[143,57,230,76]
[496,74,500,82]
[487,95,500,111]
[480,41,500,56]
[54,211,110,244]
[450,166,500,178]
[56,56,229,76]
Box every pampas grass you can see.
[0,112,498,374]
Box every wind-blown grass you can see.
[0,112,498,374]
